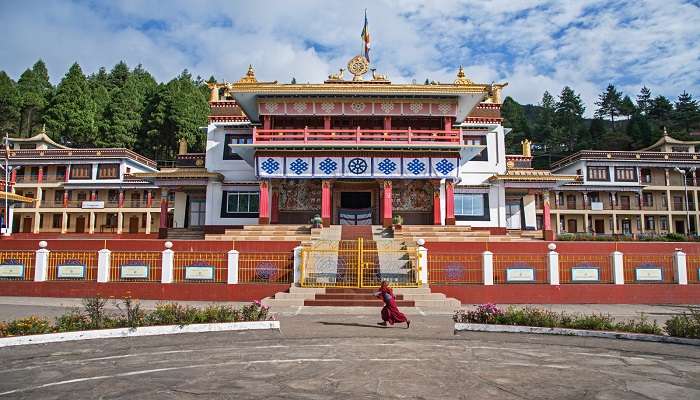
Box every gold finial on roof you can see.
[41,124,46,134]
[178,138,188,155]
[663,126,668,136]
[236,65,258,84]
[454,66,473,85]
[521,139,532,158]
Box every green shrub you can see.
[5,316,53,336]
[664,232,688,242]
[614,314,662,335]
[82,295,109,329]
[55,310,90,332]
[115,297,145,328]
[562,313,616,331]
[557,233,575,241]
[198,305,241,323]
[665,309,700,338]
[0,321,8,337]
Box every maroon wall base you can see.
[0,282,290,302]
[431,284,700,304]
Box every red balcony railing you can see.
[252,127,464,146]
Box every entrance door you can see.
[622,219,632,235]
[505,201,521,229]
[620,196,631,210]
[75,216,85,233]
[567,219,577,233]
[675,220,686,234]
[22,217,32,233]
[339,192,372,225]
[594,219,605,234]
[129,216,139,233]
[189,199,206,227]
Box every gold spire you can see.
[454,66,473,85]
[521,139,532,158]
[236,65,258,84]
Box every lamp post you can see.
[674,166,696,235]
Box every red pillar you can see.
[433,186,441,225]
[159,189,169,238]
[323,116,331,130]
[10,169,16,191]
[263,115,271,130]
[90,191,96,201]
[37,166,43,184]
[445,180,455,225]
[321,180,331,227]
[543,191,553,240]
[383,116,392,131]
[382,181,393,227]
[64,165,70,182]
[63,191,69,208]
[118,191,125,208]
[259,181,270,224]
[146,191,153,207]
[271,189,279,224]
[444,116,453,131]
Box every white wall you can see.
[205,124,256,181]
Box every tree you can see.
[501,97,530,153]
[649,95,673,130]
[43,63,98,146]
[88,67,111,137]
[534,91,556,146]
[636,86,652,115]
[627,112,654,149]
[673,91,699,134]
[108,61,130,91]
[595,84,622,131]
[554,86,587,152]
[619,95,636,120]
[588,118,607,149]
[102,66,157,148]
[16,60,53,136]
[0,72,21,135]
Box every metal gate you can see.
[300,238,419,288]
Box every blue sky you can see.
[0,0,698,114]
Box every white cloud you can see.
[0,0,698,115]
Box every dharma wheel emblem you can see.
[348,158,368,174]
[347,55,369,80]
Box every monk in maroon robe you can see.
[376,281,410,328]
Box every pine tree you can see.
[673,91,699,134]
[103,66,157,148]
[108,61,130,91]
[88,67,111,139]
[588,118,607,149]
[501,96,530,153]
[649,95,674,130]
[0,71,21,135]
[595,84,622,131]
[16,60,53,136]
[535,91,556,146]
[43,63,98,146]
[291,77,297,84]
[627,112,653,149]
[554,86,586,152]
[619,95,636,120]
[636,86,652,115]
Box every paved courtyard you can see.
[1,312,699,399]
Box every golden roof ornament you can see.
[347,55,369,81]
[521,139,532,158]
[236,64,258,84]
[453,66,473,85]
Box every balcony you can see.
[252,127,464,147]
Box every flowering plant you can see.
[454,303,504,324]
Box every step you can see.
[289,286,326,295]
[262,298,305,307]
[304,299,415,307]
[313,294,405,300]
[412,299,461,308]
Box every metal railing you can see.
[559,254,613,283]
[0,251,36,281]
[238,252,293,283]
[110,251,162,282]
[493,254,548,284]
[686,255,700,284]
[428,253,482,284]
[47,251,98,281]
[253,127,464,146]
[173,252,227,283]
[622,254,675,283]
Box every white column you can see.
[34,241,49,282]
[417,238,428,285]
[61,211,68,234]
[161,241,174,283]
[33,211,40,233]
[547,243,559,285]
[482,250,494,285]
[227,249,239,284]
[97,248,111,283]
[116,212,123,234]
[293,245,303,284]
[674,249,688,285]
[145,212,152,234]
[612,251,624,284]
[88,211,95,234]
[5,207,14,236]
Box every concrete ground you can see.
[1,298,700,399]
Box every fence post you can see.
[482,250,494,285]
[34,240,49,282]
[293,246,303,284]
[612,251,624,284]
[227,249,239,284]
[547,243,559,285]
[97,248,111,283]
[674,248,688,285]
[417,239,428,285]
[161,241,174,284]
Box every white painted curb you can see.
[454,323,700,346]
[0,320,280,348]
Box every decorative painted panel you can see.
[344,156,372,177]
[258,156,284,177]
[313,157,343,177]
[402,157,430,177]
[285,157,313,177]
[393,181,433,211]
[372,157,401,177]
[430,157,459,178]
[279,180,321,211]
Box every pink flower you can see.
[253,300,261,306]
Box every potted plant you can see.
[311,214,323,229]
[392,215,403,230]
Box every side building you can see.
[547,133,700,236]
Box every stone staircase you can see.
[262,285,461,310]
[396,225,538,242]
[206,224,312,241]
[166,227,205,240]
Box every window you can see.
[671,146,689,152]
[223,134,252,160]
[108,190,119,203]
[54,190,64,203]
[589,192,600,203]
[97,164,119,179]
[641,168,652,183]
[566,195,577,209]
[464,136,488,161]
[221,191,260,218]
[587,166,609,181]
[642,193,654,207]
[77,192,87,201]
[615,167,637,182]
[645,216,655,231]
[70,164,92,179]
[454,193,489,221]
[660,216,669,231]
[52,214,62,229]
[55,166,66,181]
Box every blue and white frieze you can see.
[313,157,342,177]
[258,156,284,177]
[373,157,401,177]
[285,157,312,177]
[256,156,457,179]
[403,157,430,177]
